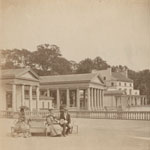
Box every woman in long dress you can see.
[45,108,62,137]
[12,108,30,137]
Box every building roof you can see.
[40,73,103,84]
[111,72,133,82]
[0,68,39,80]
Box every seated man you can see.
[59,108,72,136]
[45,108,62,137]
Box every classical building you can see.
[0,68,53,112]
[0,68,105,112]
[40,73,105,111]
[94,68,148,109]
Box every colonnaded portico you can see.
[0,68,53,112]
[0,68,105,112]
[40,73,105,111]
[11,84,40,112]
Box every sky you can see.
[0,0,150,71]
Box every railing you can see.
[0,110,150,121]
[69,111,150,121]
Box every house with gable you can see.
[95,68,148,109]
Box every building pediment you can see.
[90,73,105,85]
[19,71,39,81]
[1,68,39,81]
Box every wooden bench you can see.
[11,118,78,136]
[30,119,78,135]
[29,118,47,136]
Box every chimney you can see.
[125,69,128,78]
[107,67,112,76]
[120,69,128,78]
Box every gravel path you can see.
[0,118,150,150]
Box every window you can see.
[130,83,132,87]
[104,76,106,80]
[124,83,126,86]
[25,90,29,95]
[48,102,50,109]
[129,89,132,95]
[124,89,127,94]
[6,92,12,109]
[42,102,44,108]
[32,90,36,96]
[111,82,114,86]
[40,90,47,96]
[119,82,121,86]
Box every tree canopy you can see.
[0,43,150,103]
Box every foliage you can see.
[0,49,31,69]
[31,44,61,73]
[0,44,150,102]
[93,56,110,70]
[76,57,109,74]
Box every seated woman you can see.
[11,108,31,138]
[45,108,62,137]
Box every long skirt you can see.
[12,121,30,137]
[46,124,62,136]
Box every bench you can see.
[30,119,78,135]
[11,118,78,136]
[29,118,47,136]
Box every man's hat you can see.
[48,107,54,111]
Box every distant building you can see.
[93,68,148,109]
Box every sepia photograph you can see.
[0,0,150,150]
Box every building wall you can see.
[103,95,116,107]
[0,82,7,110]
[116,81,133,95]
[132,89,140,95]
[105,80,140,96]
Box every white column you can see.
[66,89,70,108]
[77,88,80,109]
[57,89,60,109]
[97,89,100,110]
[12,84,17,112]
[145,97,147,105]
[21,85,25,106]
[87,88,91,110]
[36,86,39,111]
[29,85,32,111]
[99,89,101,109]
[94,88,96,110]
[91,88,93,110]
[101,90,104,108]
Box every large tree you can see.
[76,56,109,74]
[128,69,150,104]
[51,57,72,75]
[93,56,110,70]
[0,49,31,69]
[76,58,93,73]
[31,44,61,73]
